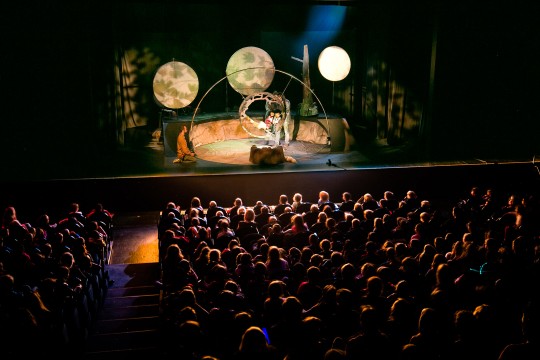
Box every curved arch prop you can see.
[190,68,329,137]
[239,91,284,139]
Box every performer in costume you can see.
[264,92,290,147]
[173,125,197,163]
[265,111,276,134]
[279,94,291,147]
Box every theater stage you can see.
[159,110,361,175]
[162,138,367,174]
[1,110,537,220]
[3,138,537,225]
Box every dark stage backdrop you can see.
[1,1,538,182]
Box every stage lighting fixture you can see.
[318,46,351,81]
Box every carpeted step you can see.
[106,284,160,298]
[89,315,162,335]
[84,262,164,356]
[105,263,161,288]
[84,328,162,354]
[98,303,160,320]
[103,292,160,308]
[82,346,165,360]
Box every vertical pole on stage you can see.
[225,82,229,112]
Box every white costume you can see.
[265,95,290,147]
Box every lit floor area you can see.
[109,211,160,265]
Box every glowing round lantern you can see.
[318,46,351,81]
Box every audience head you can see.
[244,208,255,222]
[319,191,330,202]
[239,326,269,353]
[234,198,243,206]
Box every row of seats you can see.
[0,203,114,356]
[153,188,540,359]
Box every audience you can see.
[1,184,539,360]
[0,201,115,357]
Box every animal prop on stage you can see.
[249,145,296,165]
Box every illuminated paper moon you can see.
[226,46,275,96]
[318,46,351,81]
[153,61,199,109]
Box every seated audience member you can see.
[160,228,190,262]
[252,200,266,216]
[303,203,321,228]
[57,203,86,234]
[230,206,247,231]
[278,206,296,229]
[234,326,279,360]
[383,190,400,213]
[207,210,228,231]
[274,195,292,217]
[162,201,182,220]
[266,223,285,249]
[350,202,364,220]
[86,203,114,233]
[318,190,337,212]
[284,214,310,249]
[260,215,279,238]
[296,266,324,310]
[162,246,197,292]
[186,196,205,220]
[255,205,273,230]
[206,200,227,220]
[339,192,355,212]
[67,202,87,226]
[310,211,328,236]
[265,246,290,281]
[86,220,109,263]
[185,208,207,228]
[236,208,260,248]
[292,192,312,215]
[345,305,398,359]
[2,206,18,234]
[159,210,184,235]
[229,197,244,218]
[214,218,236,251]
[358,193,380,212]
[498,300,540,360]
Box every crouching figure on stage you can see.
[173,125,197,164]
[249,144,296,165]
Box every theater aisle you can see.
[109,211,160,264]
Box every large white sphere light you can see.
[318,46,351,81]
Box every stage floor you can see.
[162,138,370,174]
[3,129,535,183]
[155,136,518,177]
[1,133,537,220]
